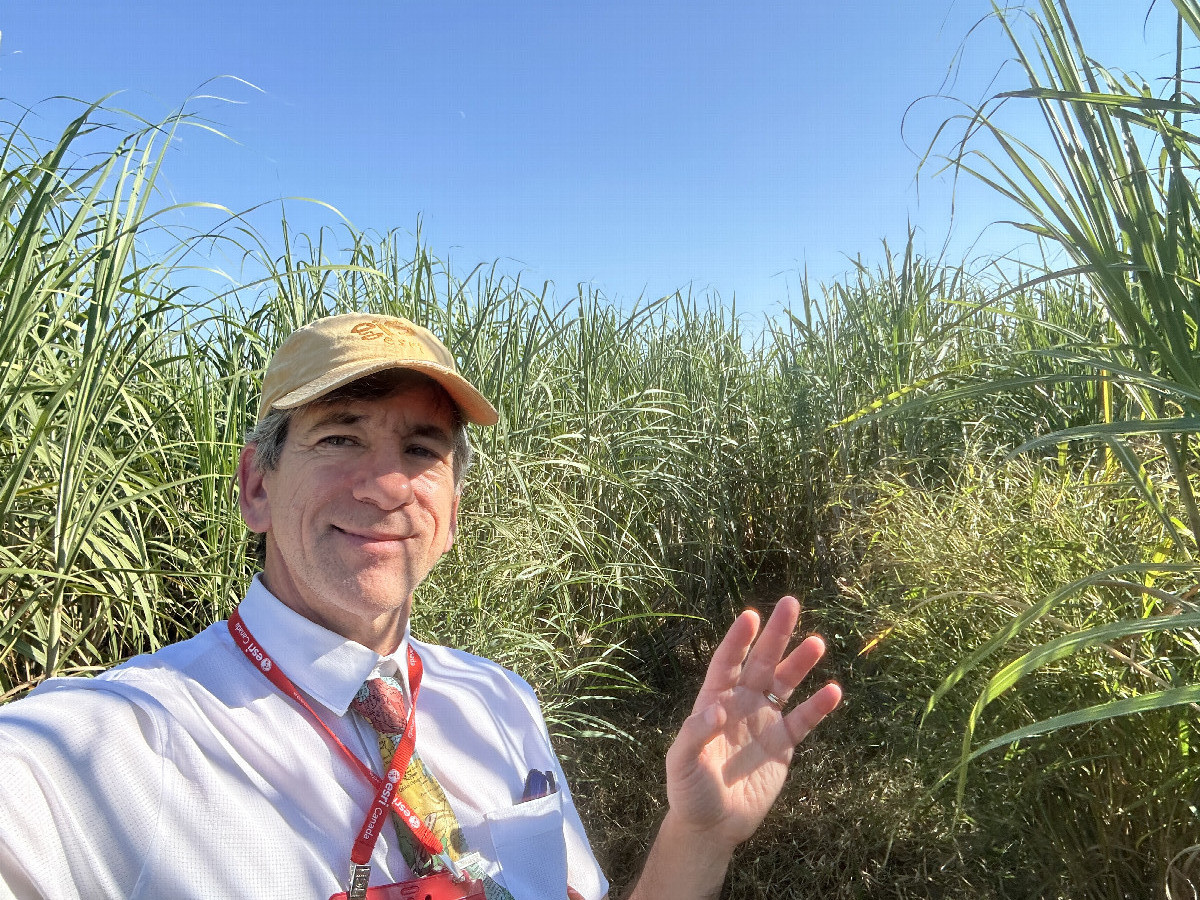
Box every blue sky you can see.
[0,2,1183,316]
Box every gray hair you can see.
[245,369,475,486]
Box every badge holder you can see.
[329,870,486,900]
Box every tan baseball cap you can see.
[256,313,499,425]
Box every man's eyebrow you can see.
[303,409,363,431]
[410,424,452,445]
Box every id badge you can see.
[328,871,487,900]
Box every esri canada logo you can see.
[260,658,272,673]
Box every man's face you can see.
[238,381,461,653]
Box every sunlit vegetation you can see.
[2,1,1198,896]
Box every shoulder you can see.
[410,637,538,692]
[100,621,239,688]
[0,674,165,756]
[409,636,546,727]
[0,621,245,748]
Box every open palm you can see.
[664,596,842,849]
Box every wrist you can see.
[657,809,738,867]
[624,811,735,900]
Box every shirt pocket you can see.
[482,791,567,899]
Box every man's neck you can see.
[258,573,409,656]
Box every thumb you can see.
[667,701,727,773]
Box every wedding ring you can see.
[763,690,786,711]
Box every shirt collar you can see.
[238,575,410,716]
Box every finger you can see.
[770,634,827,698]
[692,608,760,714]
[738,596,801,691]
[778,681,842,748]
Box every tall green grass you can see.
[840,449,1198,896]
[0,101,253,695]
[880,1,1200,892]
[914,0,1200,780]
[4,6,1200,891]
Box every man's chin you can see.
[345,581,415,620]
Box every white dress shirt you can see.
[0,577,608,900]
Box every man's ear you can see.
[237,444,271,534]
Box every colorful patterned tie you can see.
[352,676,516,900]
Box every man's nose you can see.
[352,453,414,508]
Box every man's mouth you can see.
[333,525,410,543]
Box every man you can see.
[0,313,842,899]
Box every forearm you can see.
[622,811,735,900]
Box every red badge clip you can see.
[329,871,487,900]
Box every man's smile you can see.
[332,524,413,543]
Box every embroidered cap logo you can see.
[350,320,417,345]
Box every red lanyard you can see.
[226,608,446,868]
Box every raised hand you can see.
[623,596,842,900]
[663,595,842,851]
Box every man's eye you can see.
[320,435,357,447]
